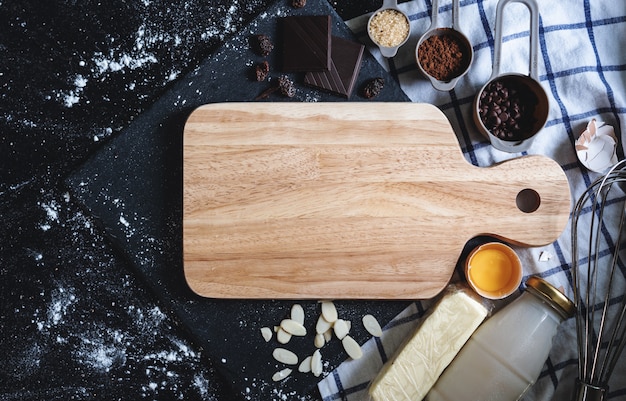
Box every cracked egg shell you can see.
[575,119,618,173]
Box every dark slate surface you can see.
[63,0,412,399]
[1,0,417,400]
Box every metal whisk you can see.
[571,160,626,401]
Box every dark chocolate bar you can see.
[304,36,364,98]
[282,15,331,72]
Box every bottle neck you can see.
[525,286,568,322]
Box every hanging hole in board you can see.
[516,188,540,213]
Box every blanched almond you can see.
[342,335,363,360]
[311,349,323,377]
[276,327,292,344]
[362,314,383,337]
[291,303,305,325]
[261,327,273,342]
[273,347,298,365]
[314,333,325,348]
[316,315,332,334]
[280,318,307,336]
[272,368,292,382]
[333,319,350,340]
[321,301,338,323]
[298,355,312,373]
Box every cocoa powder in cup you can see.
[417,29,471,82]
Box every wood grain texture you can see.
[183,103,570,299]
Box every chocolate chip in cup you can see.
[474,74,548,152]
[478,76,541,140]
[472,0,549,153]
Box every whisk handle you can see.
[573,379,608,401]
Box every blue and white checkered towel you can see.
[318,1,626,400]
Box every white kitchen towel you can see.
[318,0,626,400]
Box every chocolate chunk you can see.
[254,76,296,100]
[254,75,296,100]
[362,77,385,99]
[255,61,270,81]
[304,36,364,98]
[282,15,331,72]
[254,34,274,56]
[292,0,306,8]
[278,75,296,98]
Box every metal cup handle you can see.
[418,0,469,91]
[491,0,540,81]
[428,0,461,32]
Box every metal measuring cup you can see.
[415,0,473,91]
[472,0,549,153]
[367,0,411,58]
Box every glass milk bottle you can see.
[427,276,575,401]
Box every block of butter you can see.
[368,288,488,401]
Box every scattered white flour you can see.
[173,94,188,107]
[242,377,311,401]
[117,211,139,238]
[0,179,33,196]
[40,199,60,223]
[12,341,43,380]
[201,4,241,41]
[20,119,38,127]
[93,51,158,75]
[25,282,223,399]
[193,374,211,397]
[167,70,180,81]
[119,215,130,227]
[93,127,113,142]
[60,74,89,107]
[259,6,288,18]
[132,305,167,330]
[37,286,78,328]
[66,1,242,104]
[37,191,97,239]
[26,248,43,261]
[77,336,126,372]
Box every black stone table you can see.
[1,1,418,400]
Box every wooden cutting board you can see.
[183,103,570,299]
